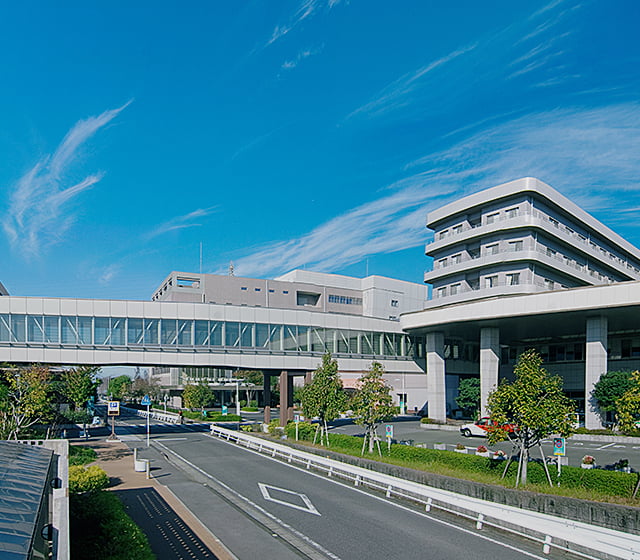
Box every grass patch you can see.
[70,490,154,560]
[282,422,640,505]
[69,445,98,466]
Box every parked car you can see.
[460,417,515,438]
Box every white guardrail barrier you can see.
[209,425,640,560]
[124,406,180,424]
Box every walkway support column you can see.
[480,327,500,418]
[263,374,271,424]
[279,371,293,427]
[426,332,446,423]
[586,316,608,430]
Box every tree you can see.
[350,362,396,455]
[487,349,575,487]
[592,370,634,424]
[455,377,481,419]
[130,371,161,401]
[182,383,215,413]
[108,375,132,401]
[617,370,640,433]
[62,366,100,411]
[300,353,347,446]
[0,365,54,439]
[235,370,263,404]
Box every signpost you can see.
[107,401,120,441]
[222,405,228,416]
[385,424,393,452]
[553,437,566,481]
[141,395,151,447]
[294,412,301,440]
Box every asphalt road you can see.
[114,414,579,560]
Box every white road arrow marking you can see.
[258,483,321,516]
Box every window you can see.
[439,230,448,240]
[283,290,289,294]
[438,258,448,268]
[486,243,499,255]
[549,217,559,227]
[506,273,520,286]
[328,294,363,305]
[241,287,247,291]
[486,212,499,225]
[509,240,523,252]
[506,207,519,219]
[452,224,463,234]
[544,278,554,290]
[437,287,447,298]
[546,247,556,258]
[391,300,399,307]
[451,253,462,264]
[268,289,275,293]
[485,275,498,288]
[450,283,460,295]
[255,287,261,291]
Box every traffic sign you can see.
[222,405,228,415]
[385,424,393,439]
[141,395,151,406]
[107,401,120,416]
[553,437,566,456]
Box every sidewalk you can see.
[75,438,236,560]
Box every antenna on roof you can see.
[229,261,234,276]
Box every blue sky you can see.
[2,0,640,301]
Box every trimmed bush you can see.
[70,490,154,560]
[284,421,317,440]
[69,465,110,494]
[69,445,98,466]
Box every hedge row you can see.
[70,490,154,560]
[283,422,638,498]
[68,465,110,494]
[69,445,98,466]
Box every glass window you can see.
[62,316,79,344]
[209,322,223,346]
[283,325,298,351]
[225,322,240,347]
[0,314,9,342]
[94,317,109,345]
[9,315,26,342]
[506,273,520,286]
[240,323,253,347]
[509,240,523,252]
[255,323,270,348]
[128,318,144,345]
[78,317,92,344]
[161,319,177,345]
[486,212,499,224]
[268,324,282,351]
[486,243,499,255]
[177,320,193,346]
[27,316,44,343]
[194,321,209,346]
[450,284,460,295]
[44,316,59,343]
[298,326,309,352]
[383,334,396,356]
[310,327,325,353]
[506,207,519,218]
[144,319,159,345]
[361,332,374,355]
[485,276,497,288]
[111,318,125,345]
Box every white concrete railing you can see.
[209,425,639,560]
[122,406,181,424]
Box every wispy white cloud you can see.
[281,45,324,70]
[225,102,640,278]
[345,43,478,121]
[266,0,320,46]
[3,102,131,258]
[145,206,218,240]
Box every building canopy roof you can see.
[0,441,53,560]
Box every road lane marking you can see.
[157,437,188,441]
[154,441,341,560]
[596,442,616,450]
[206,434,549,560]
[258,483,320,516]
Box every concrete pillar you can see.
[305,371,313,385]
[426,332,446,422]
[263,374,271,424]
[279,371,290,427]
[480,327,500,417]
[585,316,608,430]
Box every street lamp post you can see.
[236,380,241,416]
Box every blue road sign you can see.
[141,395,151,406]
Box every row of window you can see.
[328,294,363,305]
[0,314,418,358]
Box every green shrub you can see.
[266,419,282,436]
[284,421,317,440]
[69,445,98,466]
[69,465,110,494]
[70,490,154,560]
[241,406,259,412]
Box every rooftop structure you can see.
[424,177,640,307]
[152,269,427,321]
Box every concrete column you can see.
[279,371,289,427]
[263,374,271,424]
[426,332,446,422]
[586,316,608,430]
[480,327,500,417]
[305,371,313,385]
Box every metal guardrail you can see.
[209,425,639,560]
[123,406,180,424]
